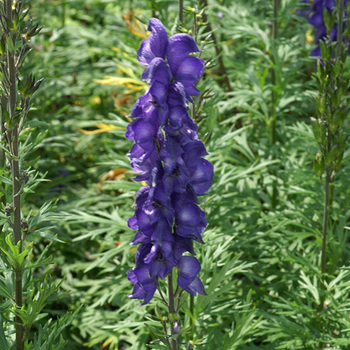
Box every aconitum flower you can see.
[299,0,348,56]
[126,18,213,304]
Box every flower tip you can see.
[198,237,205,244]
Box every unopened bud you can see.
[172,320,181,335]
[19,170,29,185]
[21,219,29,231]
[27,24,44,38]
[4,203,13,216]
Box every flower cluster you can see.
[126,18,213,304]
[298,0,348,56]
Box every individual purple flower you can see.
[126,18,213,304]
[177,256,207,296]
[127,265,157,305]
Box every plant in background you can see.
[312,0,349,307]
[299,0,349,55]
[259,1,350,348]
[0,1,74,349]
[126,18,213,348]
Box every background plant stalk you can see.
[321,171,331,276]
[179,0,183,23]
[270,0,279,145]
[5,0,24,348]
[270,0,280,209]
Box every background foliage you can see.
[2,0,349,348]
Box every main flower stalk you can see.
[126,18,213,308]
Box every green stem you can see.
[199,0,240,126]
[167,271,178,350]
[179,0,183,23]
[270,0,279,144]
[320,171,331,295]
[319,170,331,315]
[62,0,67,28]
[6,1,23,349]
[190,294,195,338]
[200,0,232,93]
[270,0,280,209]
[336,0,344,59]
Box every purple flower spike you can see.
[127,18,213,305]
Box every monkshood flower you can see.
[126,18,213,304]
[298,0,348,56]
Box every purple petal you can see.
[128,215,138,230]
[177,202,201,226]
[128,265,158,304]
[141,57,171,85]
[168,82,188,107]
[174,56,205,96]
[135,244,152,267]
[149,81,168,107]
[132,119,157,151]
[182,276,207,296]
[173,234,194,260]
[183,141,208,172]
[189,158,213,196]
[177,256,206,296]
[167,34,201,76]
[137,18,168,66]
[174,198,207,243]
[131,230,151,245]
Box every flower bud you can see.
[21,219,29,232]
[4,203,14,216]
[19,170,29,185]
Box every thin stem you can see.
[199,0,241,127]
[336,0,344,59]
[272,0,279,40]
[321,172,331,276]
[270,0,279,144]
[12,90,24,350]
[6,1,23,349]
[5,0,12,20]
[62,0,67,28]
[200,0,232,93]
[193,9,198,43]
[319,170,331,313]
[189,293,195,339]
[167,271,178,350]
[175,289,184,313]
[158,286,169,307]
[270,0,280,209]
[179,0,183,23]
[160,320,172,350]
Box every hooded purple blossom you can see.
[298,0,348,56]
[126,18,213,304]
